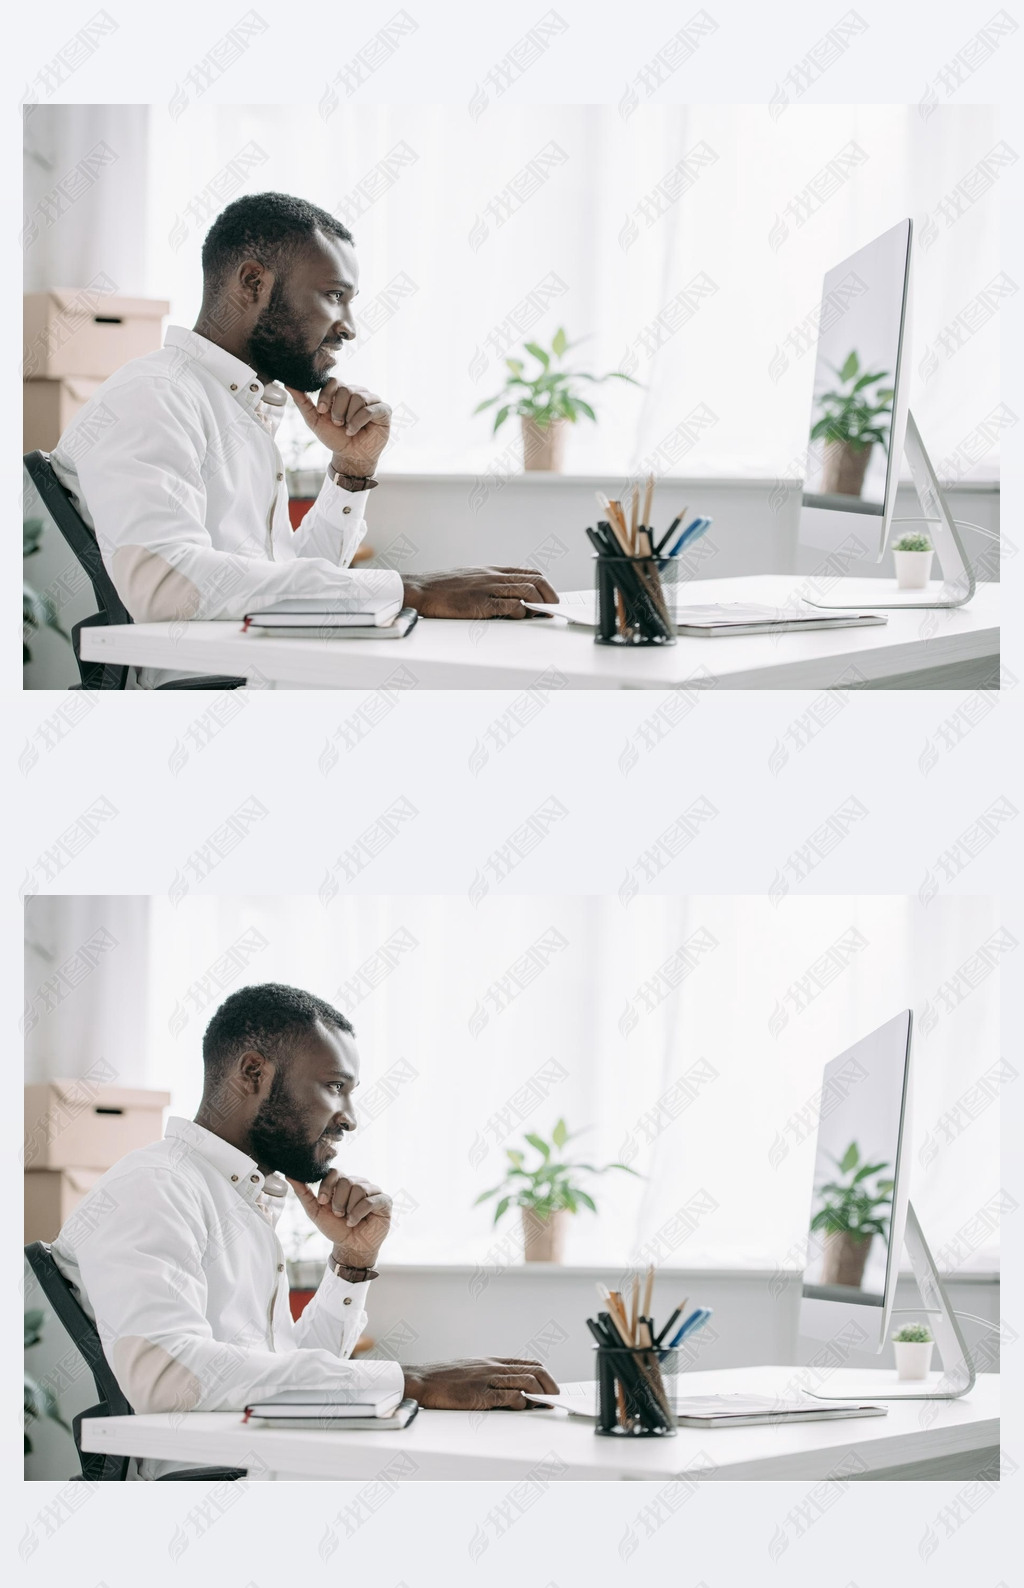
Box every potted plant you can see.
[892,532,934,590]
[25,1309,72,1458]
[23,518,71,667]
[473,328,640,472]
[810,1141,894,1290]
[810,350,894,497]
[892,1321,934,1380]
[473,1117,638,1261]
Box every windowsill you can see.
[376,472,1000,490]
[294,1261,999,1282]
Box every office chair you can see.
[23,451,246,691]
[24,1242,247,1482]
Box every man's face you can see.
[247,1021,360,1183]
[245,231,360,392]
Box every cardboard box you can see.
[23,377,102,454]
[24,291,169,380]
[25,1168,103,1244]
[23,1083,170,1172]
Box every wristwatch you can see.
[328,1253,379,1282]
[328,463,379,491]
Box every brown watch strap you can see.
[328,1254,379,1282]
[329,466,378,491]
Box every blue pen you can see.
[664,517,704,557]
[667,1307,712,1349]
[663,517,712,564]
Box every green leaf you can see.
[551,1118,568,1148]
[839,351,859,382]
[524,1132,550,1159]
[576,1189,598,1213]
[492,405,512,433]
[505,358,525,376]
[551,327,568,358]
[493,1195,511,1225]
[524,341,550,370]
[838,1142,860,1174]
[473,1186,501,1203]
[506,1148,525,1166]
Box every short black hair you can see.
[202,982,354,1085]
[201,192,353,292]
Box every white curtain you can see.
[57,893,998,1273]
[128,102,1002,477]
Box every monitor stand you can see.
[802,411,976,611]
[804,1202,976,1402]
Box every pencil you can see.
[630,1275,639,1345]
[642,473,654,533]
[642,1263,655,1321]
[629,486,639,553]
[654,1298,688,1349]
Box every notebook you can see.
[522,1383,887,1427]
[243,593,405,630]
[522,593,887,637]
[243,604,417,639]
[242,1388,417,1430]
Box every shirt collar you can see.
[165,1116,289,1207]
[163,324,289,431]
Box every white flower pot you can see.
[893,549,933,589]
[893,1339,933,1380]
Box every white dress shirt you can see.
[52,1116,403,1480]
[50,324,403,688]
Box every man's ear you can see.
[237,1048,272,1096]
[236,258,273,306]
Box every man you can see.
[50,191,558,686]
[52,982,558,1479]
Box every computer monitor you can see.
[799,1009,912,1352]
[800,219,912,564]
[798,1008,975,1400]
[797,221,975,610]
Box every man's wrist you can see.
[328,1247,380,1281]
[329,456,380,490]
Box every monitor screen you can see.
[802,220,911,516]
[801,1011,911,1307]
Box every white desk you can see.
[80,1366,998,1480]
[79,577,999,690]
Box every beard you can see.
[248,1070,341,1184]
[245,279,338,393]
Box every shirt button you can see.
[230,383,238,392]
[343,1297,352,1305]
[230,1174,239,1182]
[250,383,259,392]
[343,505,352,514]
[276,472,283,481]
[251,1174,259,1183]
[277,1263,284,1273]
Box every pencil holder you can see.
[594,555,678,646]
[595,1346,678,1437]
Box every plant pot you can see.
[894,1339,934,1380]
[521,1207,568,1262]
[893,549,933,590]
[822,439,872,498]
[521,416,567,472]
[821,1229,873,1288]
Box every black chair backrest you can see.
[23,450,130,690]
[25,1240,132,1481]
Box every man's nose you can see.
[332,308,356,341]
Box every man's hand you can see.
[286,381,391,477]
[286,1172,392,1268]
[402,568,558,619]
[401,1358,559,1410]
